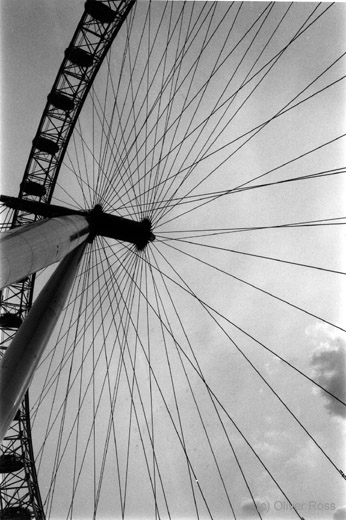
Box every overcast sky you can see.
[1,2,346,520]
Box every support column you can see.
[0,214,90,289]
[0,242,87,444]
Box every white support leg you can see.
[0,215,90,289]
[0,242,87,444]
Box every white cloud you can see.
[333,505,346,520]
[310,336,346,418]
[306,323,341,342]
[253,440,281,459]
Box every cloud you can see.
[333,506,346,520]
[253,440,281,459]
[310,335,346,418]
[240,497,269,517]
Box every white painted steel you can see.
[0,243,87,444]
[0,215,90,289]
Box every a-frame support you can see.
[0,242,87,443]
[0,195,154,443]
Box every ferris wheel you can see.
[0,1,345,519]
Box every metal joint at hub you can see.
[88,203,155,250]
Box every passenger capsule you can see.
[0,507,32,520]
[0,454,24,473]
[85,1,117,23]
[20,180,46,197]
[48,91,75,112]
[0,313,22,329]
[33,136,59,155]
[65,46,94,68]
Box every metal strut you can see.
[0,243,87,444]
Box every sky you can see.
[1,1,346,520]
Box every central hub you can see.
[89,204,155,250]
[0,195,155,251]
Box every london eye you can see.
[0,2,345,519]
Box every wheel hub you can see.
[0,195,155,250]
